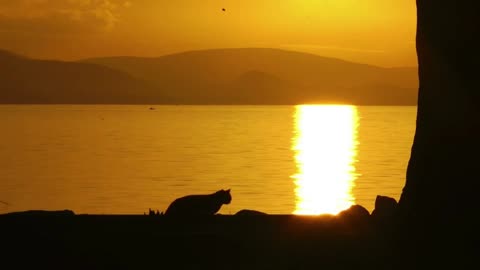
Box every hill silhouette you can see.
[1,48,418,105]
[84,48,418,105]
[0,49,169,104]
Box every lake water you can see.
[0,105,416,215]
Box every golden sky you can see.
[0,0,416,67]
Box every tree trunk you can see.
[400,0,480,224]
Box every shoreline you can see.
[1,208,475,269]
[0,208,394,269]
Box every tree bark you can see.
[400,0,480,224]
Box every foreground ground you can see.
[0,210,474,269]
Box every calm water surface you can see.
[0,105,416,215]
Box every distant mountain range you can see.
[1,48,418,105]
[0,49,169,104]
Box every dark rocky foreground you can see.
[0,206,475,270]
[0,210,383,270]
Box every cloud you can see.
[0,0,131,32]
[280,44,386,54]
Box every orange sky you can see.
[0,0,417,67]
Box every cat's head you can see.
[216,189,232,204]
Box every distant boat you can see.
[149,107,155,110]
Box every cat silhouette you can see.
[165,189,232,216]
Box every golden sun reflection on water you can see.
[292,105,359,215]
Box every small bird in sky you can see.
[222,8,226,12]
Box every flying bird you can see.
[222,8,226,12]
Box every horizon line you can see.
[1,47,418,69]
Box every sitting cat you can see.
[165,189,232,216]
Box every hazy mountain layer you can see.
[0,50,168,104]
[84,48,418,105]
[1,48,418,105]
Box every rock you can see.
[372,195,397,226]
[372,196,397,216]
[234,209,268,216]
[338,205,370,223]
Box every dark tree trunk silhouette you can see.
[400,1,480,224]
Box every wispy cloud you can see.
[280,44,386,54]
[0,0,131,32]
